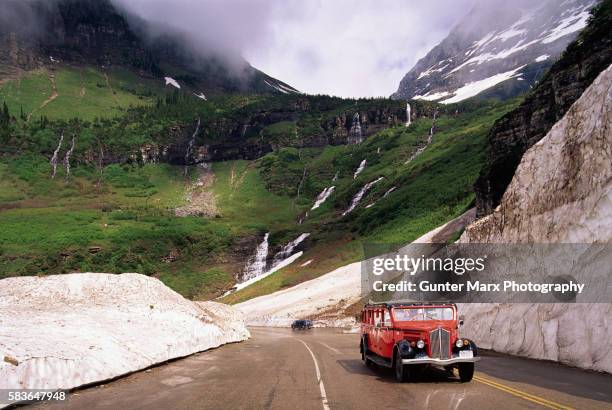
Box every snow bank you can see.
[0,273,249,399]
[459,65,612,373]
[237,209,475,327]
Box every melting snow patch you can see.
[412,91,451,101]
[264,80,289,94]
[541,9,590,44]
[441,66,525,104]
[164,77,181,89]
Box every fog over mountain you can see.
[111,0,477,97]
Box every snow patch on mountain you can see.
[164,76,180,89]
[393,0,597,102]
[441,66,525,104]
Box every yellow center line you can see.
[473,374,573,410]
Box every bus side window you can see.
[374,310,381,327]
[383,309,392,327]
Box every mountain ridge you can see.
[392,0,598,103]
[0,0,297,96]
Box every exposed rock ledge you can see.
[460,65,612,373]
[0,273,249,400]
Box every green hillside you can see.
[0,66,159,121]
[0,82,519,300]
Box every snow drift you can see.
[0,273,249,399]
[459,65,612,373]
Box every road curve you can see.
[33,328,612,409]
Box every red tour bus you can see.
[360,302,480,382]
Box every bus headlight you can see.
[455,339,464,348]
[416,339,425,349]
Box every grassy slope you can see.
[221,99,520,304]
[0,66,157,120]
[0,155,302,298]
[0,89,519,301]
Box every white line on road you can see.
[297,338,330,410]
[318,341,342,355]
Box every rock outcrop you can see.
[460,64,612,372]
[0,273,249,398]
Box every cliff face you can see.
[459,65,612,372]
[0,0,295,95]
[474,0,612,216]
[0,0,155,73]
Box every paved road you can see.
[35,327,612,410]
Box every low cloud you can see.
[112,0,477,97]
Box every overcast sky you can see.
[114,0,476,98]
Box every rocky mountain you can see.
[475,0,611,215]
[392,0,598,103]
[0,0,297,95]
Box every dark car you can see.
[291,319,313,330]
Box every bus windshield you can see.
[393,307,454,321]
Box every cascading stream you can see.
[348,112,363,144]
[311,186,335,210]
[342,177,384,216]
[241,233,269,282]
[353,159,367,179]
[49,133,64,179]
[63,136,76,176]
[406,103,412,127]
[405,110,438,164]
[184,117,201,176]
[272,233,310,267]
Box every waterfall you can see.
[332,172,339,182]
[406,103,412,127]
[241,233,269,282]
[311,186,335,210]
[342,177,384,216]
[50,133,64,179]
[184,117,201,176]
[405,110,438,164]
[348,112,363,144]
[272,233,310,267]
[63,136,76,176]
[430,110,437,136]
[365,186,396,209]
[383,186,397,198]
[353,159,367,179]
